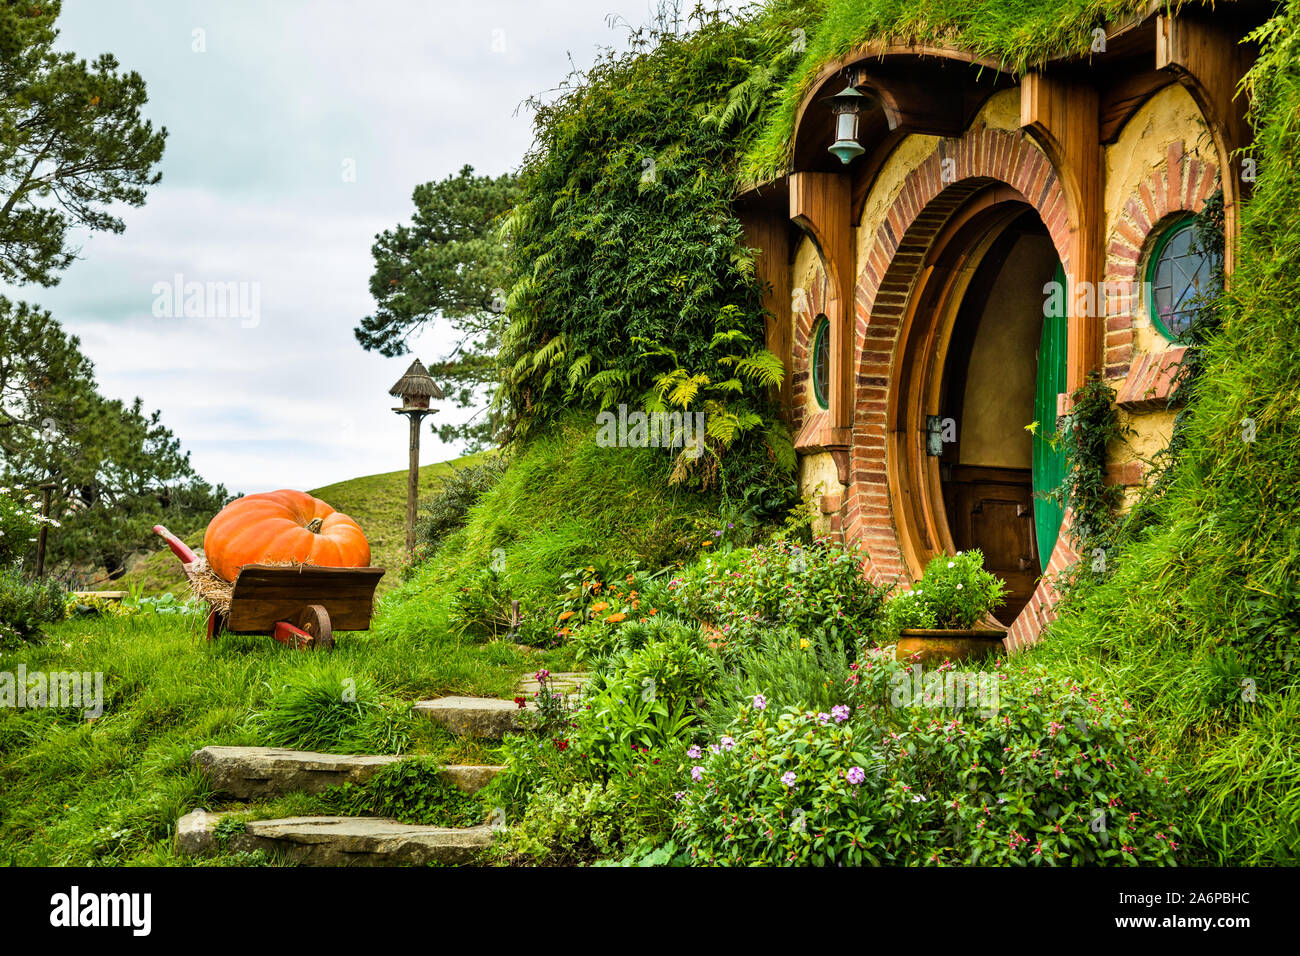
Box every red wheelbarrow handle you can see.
[153,525,199,565]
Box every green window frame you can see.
[1145,214,1218,342]
[811,316,830,410]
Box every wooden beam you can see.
[1156,12,1255,273]
[790,171,854,446]
[1099,69,1176,143]
[1021,72,1104,392]
[739,209,793,419]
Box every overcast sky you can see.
[4,0,748,495]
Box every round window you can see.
[1147,216,1219,340]
[812,316,830,409]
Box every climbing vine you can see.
[1054,373,1128,584]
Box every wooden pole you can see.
[35,482,55,578]
[406,412,422,551]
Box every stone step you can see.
[414,696,533,739]
[191,746,503,799]
[515,670,590,698]
[176,811,495,866]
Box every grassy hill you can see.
[116,451,492,598]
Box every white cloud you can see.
[3,0,751,494]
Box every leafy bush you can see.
[0,567,66,646]
[572,631,717,771]
[664,537,887,656]
[447,568,516,642]
[414,457,509,554]
[675,657,1183,865]
[880,549,1005,634]
[491,740,687,865]
[319,757,483,827]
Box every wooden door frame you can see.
[887,191,1043,579]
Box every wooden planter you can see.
[895,628,1007,666]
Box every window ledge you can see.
[1115,346,1187,411]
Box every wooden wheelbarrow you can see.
[153,525,385,651]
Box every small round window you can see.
[812,316,830,409]
[1147,216,1219,340]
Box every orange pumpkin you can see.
[203,489,370,582]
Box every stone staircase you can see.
[191,745,500,799]
[175,671,587,865]
[177,810,496,866]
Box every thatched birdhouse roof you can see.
[388,359,445,400]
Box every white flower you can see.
[956,583,963,590]
[947,561,955,568]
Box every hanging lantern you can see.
[828,80,867,165]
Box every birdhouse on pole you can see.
[389,359,445,551]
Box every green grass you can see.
[0,604,572,865]
[375,417,722,645]
[113,452,495,599]
[0,424,709,866]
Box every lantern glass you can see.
[835,109,858,142]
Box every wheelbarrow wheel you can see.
[297,604,334,651]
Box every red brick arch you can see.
[840,125,1077,651]
[790,267,830,436]
[1102,140,1220,381]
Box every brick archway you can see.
[842,126,1078,651]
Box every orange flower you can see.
[701,540,714,547]
[649,608,658,615]
[631,599,640,609]
[626,574,635,584]
[557,627,570,637]
[605,613,627,623]
[590,601,610,613]
[558,610,575,621]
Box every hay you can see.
[186,559,318,617]
[187,560,233,615]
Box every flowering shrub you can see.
[490,741,687,865]
[573,632,718,770]
[676,656,1184,865]
[699,624,858,738]
[661,537,887,656]
[881,549,1006,634]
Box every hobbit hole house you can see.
[735,5,1259,650]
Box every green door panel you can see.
[1032,262,1068,571]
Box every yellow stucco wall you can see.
[1104,83,1212,499]
[1105,83,1212,360]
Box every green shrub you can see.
[0,568,66,646]
[447,568,516,642]
[676,656,1183,866]
[879,549,1006,635]
[664,537,888,655]
[415,457,509,554]
[320,757,483,827]
[573,632,713,771]
[491,741,686,865]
